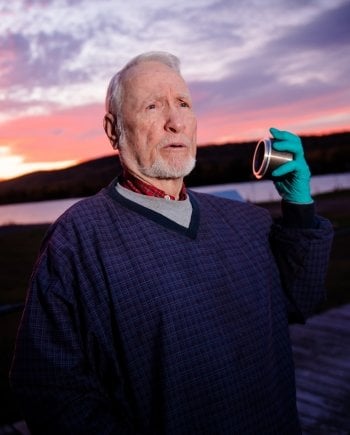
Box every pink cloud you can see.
[0,93,349,181]
[1,103,110,163]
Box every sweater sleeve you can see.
[9,224,135,435]
[280,201,317,229]
[270,210,334,323]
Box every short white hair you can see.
[105,51,181,116]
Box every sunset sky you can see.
[1,0,349,180]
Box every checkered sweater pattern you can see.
[10,182,333,434]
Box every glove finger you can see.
[271,160,298,177]
[269,127,299,142]
[272,139,303,156]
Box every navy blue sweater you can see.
[10,182,333,434]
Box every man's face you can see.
[118,61,197,180]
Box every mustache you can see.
[157,135,193,148]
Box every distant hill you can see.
[0,131,349,205]
[0,156,122,205]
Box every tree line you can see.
[0,131,349,205]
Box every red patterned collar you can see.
[119,168,187,201]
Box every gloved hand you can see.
[270,127,313,204]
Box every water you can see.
[0,172,349,226]
[0,197,84,226]
[193,172,350,203]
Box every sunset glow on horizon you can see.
[1,0,349,180]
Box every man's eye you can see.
[180,101,190,108]
[147,104,156,110]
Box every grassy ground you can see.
[0,191,349,424]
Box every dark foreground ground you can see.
[0,190,349,427]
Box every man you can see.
[10,51,333,434]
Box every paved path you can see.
[290,303,350,434]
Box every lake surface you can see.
[0,172,349,226]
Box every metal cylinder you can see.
[252,138,293,180]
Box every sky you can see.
[0,0,349,180]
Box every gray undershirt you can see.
[116,183,193,228]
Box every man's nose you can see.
[164,106,184,134]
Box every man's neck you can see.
[120,168,187,201]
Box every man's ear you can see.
[103,112,119,149]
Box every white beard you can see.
[119,132,197,180]
[140,154,196,179]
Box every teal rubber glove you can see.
[270,127,313,204]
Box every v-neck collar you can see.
[106,180,200,240]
